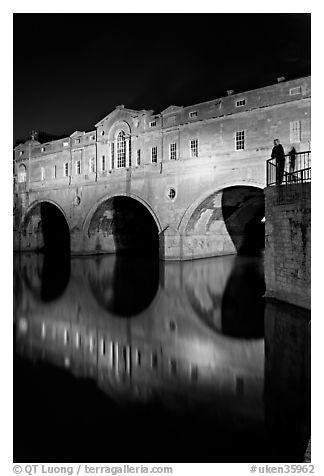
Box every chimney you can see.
[227,89,235,96]
[277,76,286,83]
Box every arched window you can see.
[18,164,27,183]
[117,131,126,168]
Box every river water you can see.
[13,252,310,463]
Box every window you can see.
[100,130,105,136]
[189,111,197,118]
[235,130,245,150]
[41,147,45,152]
[167,188,176,200]
[63,141,69,147]
[111,142,115,169]
[236,99,246,107]
[117,131,126,168]
[290,121,301,143]
[149,120,157,127]
[190,139,198,158]
[89,135,95,140]
[52,165,57,178]
[289,86,302,95]
[75,160,81,175]
[75,138,80,144]
[89,157,96,173]
[18,164,26,183]
[170,143,177,160]
[101,155,106,172]
[19,151,24,157]
[40,167,45,180]
[63,162,69,177]
[136,149,141,166]
[151,146,158,163]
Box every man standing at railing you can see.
[271,139,285,185]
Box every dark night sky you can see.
[13,13,311,144]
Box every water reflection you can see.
[13,252,310,462]
[88,255,159,317]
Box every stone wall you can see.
[264,183,311,309]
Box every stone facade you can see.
[264,183,311,309]
[14,76,311,259]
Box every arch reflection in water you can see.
[88,254,160,317]
[183,254,265,338]
[14,251,70,305]
[14,252,264,418]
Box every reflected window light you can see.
[170,359,177,375]
[75,332,81,349]
[18,318,28,334]
[122,346,127,372]
[190,364,198,382]
[64,329,69,345]
[41,322,46,339]
[151,353,158,370]
[89,336,94,353]
[135,349,141,366]
[101,338,106,356]
[110,341,118,368]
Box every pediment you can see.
[95,106,148,127]
[161,105,183,116]
[70,131,84,137]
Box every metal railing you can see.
[266,151,311,186]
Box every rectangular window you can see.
[151,146,158,163]
[101,155,106,171]
[40,167,45,180]
[111,142,115,169]
[89,157,96,173]
[19,151,24,156]
[236,99,246,107]
[290,121,301,143]
[136,149,141,166]
[41,147,45,152]
[149,120,157,127]
[75,138,80,144]
[235,130,245,150]
[75,160,81,175]
[189,111,197,118]
[63,141,69,147]
[190,139,198,158]
[64,162,69,177]
[52,165,56,178]
[89,135,95,140]
[289,86,302,95]
[170,143,177,160]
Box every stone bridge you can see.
[14,157,265,259]
[14,76,310,259]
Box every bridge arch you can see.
[178,180,264,233]
[178,181,265,256]
[84,192,163,256]
[21,199,71,253]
